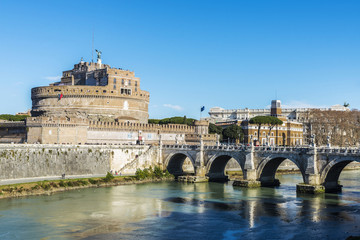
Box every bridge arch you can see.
[205,153,244,182]
[320,157,359,192]
[164,152,196,177]
[257,156,306,187]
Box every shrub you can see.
[88,178,98,184]
[143,168,152,179]
[104,172,115,182]
[153,166,163,179]
[135,169,146,180]
[72,181,80,186]
[164,169,174,178]
[78,180,88,185]
[49,182,58,188]
[41,183,51,190]
[59,181,67,187]
[66,181,74,187]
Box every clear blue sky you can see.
[0,0,359,119]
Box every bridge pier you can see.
[296,184,325,194]
[233,169,261,188]
[194,166,206,178]
[177,166,208,183]
[296,173,325,194]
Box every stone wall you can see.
[87,129,184,145]
[0,122,26,144]
[111,145,159,174]
[0,144,159,180]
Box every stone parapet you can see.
[89,121,195,134]
[185,134,217,145]
[31,85,149,101]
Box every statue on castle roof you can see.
[95,49,102,60]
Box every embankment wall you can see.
[0,144,158,180]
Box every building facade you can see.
[209,104,349,123]
[215,100,304,146]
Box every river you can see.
[0,170,359,240]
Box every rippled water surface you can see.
[0,170,359,240]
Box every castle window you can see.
[122,79,124,85]
[121,88,131,95]
[135,81,138,86]
[129,80,131,86]
[115,72,117,74]
[114,78,116,84]
[103,90,106,93]
[135,88,137,92]
[96,90,99,93]
[113,85,116,90]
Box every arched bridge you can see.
[160,144,360,193]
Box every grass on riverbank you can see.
[0,169,174,199]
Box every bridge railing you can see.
[161,144,360,155]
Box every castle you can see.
[31,55,149,123]
[1,53,216,145]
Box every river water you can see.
[0,170,359,240]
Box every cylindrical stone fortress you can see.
[31,60,149,123]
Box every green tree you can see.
[249,116,283,145]
[249,116,269,143]
[223,124,243,143]
[267,116,283,134]
[267,116,283,145]
[0,114,30,121]
[149,116,196,126]
[148,119,160,124]
[209,123,223,140]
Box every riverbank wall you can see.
[0,144,159,181]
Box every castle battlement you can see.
[88,121,195,133]
[26,117,88,127]
[31,85,149,100]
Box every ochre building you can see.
[216,100,304,146]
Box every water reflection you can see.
[0,170,358,239]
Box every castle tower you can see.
[195,120,209,135]
[271,100,282,117]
